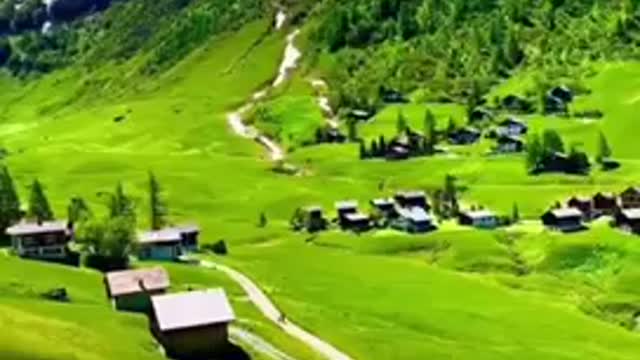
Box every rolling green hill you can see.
[3,0,640,359]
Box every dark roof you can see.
[548,208,583,218]
[499,117,526,127]
[622,186,640,195]
[497,135,523,144]
[6,221,68,236]
[105,267,170,297]
[396,190,426,199]
[335,200,358,210]
[594,192,616,200]
[151,289,235,332]
[305,205,323,213]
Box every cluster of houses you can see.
[458,112,529,154]
[104,267,235,359]
[5,221,201,263]
[303,190,499,234]
[540,187,640,233]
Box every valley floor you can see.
[2,18,640,360]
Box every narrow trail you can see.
[201,260,353,360]
[230,326,297,360]
[226,10,302,162]
[309,79,339,129]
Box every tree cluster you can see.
[315,0,640,111]
[525,129,592,174]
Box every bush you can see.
[203,239,228,255]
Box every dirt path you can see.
[226,10,302,162]
[309,79,339,129]
[201,260,353,360]
[230,326,297,360]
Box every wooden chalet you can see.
[394,207,434,234]
[469,108,493,123]
[615,208,640,234]
[550,85,573,103]
[151,289,235,359]
[335,200,358,228]
[343,212,372,232]
[6,221,72,261]
[448,127,481,145]
[104,267,170,314]
[458,210,498,229]
[496,135,524,153]
[620,187,640,209]
[370,198,397,218]
[394,191,429,210]
[138,226,200,261]
[567,196,593,220]
[541,208,584,232]
[303,206,327,232]
[593,192,617,216]
[497,117,528,136]
[348,109,374,121]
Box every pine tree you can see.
[370,139,379,157]
[596,131,612,165]
[526,133,543,172]
[359,141,368,159]
[0,166,21,233]
[347,119,358,141]
[423,108,437,154]
[149,172,168,230]
[67,197,92,225]
[396,110,408,135]
[512,203,520,223]
[444,174,459,216]
[447,116,457,135]
[378,135,387,154]
[109,182,136,224]
[27,179,53,222]
[542,129,565,154]
[258,212,268,228]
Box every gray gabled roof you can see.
[621,208,640,220]
[105,267,170,297]
[371,198,394,207]
[344,212,369,222]
[550,208,583,218]
[461,210,496,220]
[335,200,358,210]
[151,289,235,332]
[398,207,431,222]
[139,229,182,244]
[6,221,68,236]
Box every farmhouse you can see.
[104,267,170,314]
[394,191,429,210]
[394,207,434,233]
[458,210,498,229]
[6,221,72,261]
[380,88,408,104]
[615,208,640,234]
[620,187,640,209]
[343,212,372,232]
[370,198,397,218]
[138,226,200,261]
[151,289,235,359]
[303,206,327,232]
[544,94,567,114]
[469,108,493,123]
[496,135,524,153]
[593,192,617,215]
[541,208,584,232]
[448,127,481,145]
[501,94,533,113]
[567,196,593,220]
[550,85,574,103]
[335,200,358,227]
[497,117,528,136]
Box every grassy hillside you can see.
[3,1,640,359]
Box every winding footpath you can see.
[230,326,297,360]
[226,10,302,162]
[201,260,353,360]
[309,79,339,129]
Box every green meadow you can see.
[3,13,640,360]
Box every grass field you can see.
[3,14,640,360]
